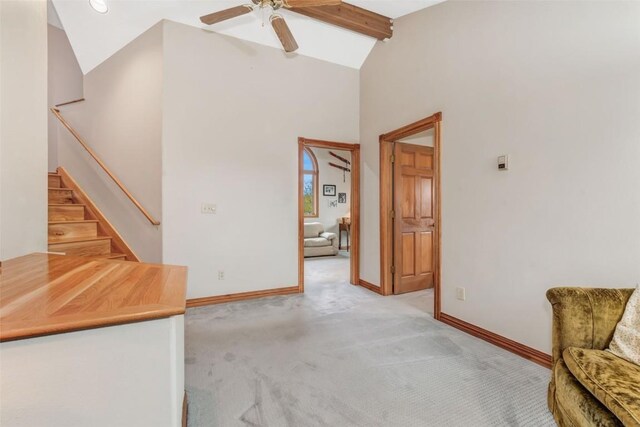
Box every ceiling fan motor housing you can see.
[252,0,284,10]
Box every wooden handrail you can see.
[55,98,85,107]
[50,107,161,226]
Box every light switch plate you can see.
[456,287,466,301]
[201,203,217,214]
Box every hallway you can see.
[185,259,553,426]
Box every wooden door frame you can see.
[379,112,442,319]
[298,137,360,293]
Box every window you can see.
[303,147,318,217]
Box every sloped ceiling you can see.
[51,0,444,74]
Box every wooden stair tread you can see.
[48,167,140,262]
[48,220,98,225]
[48,236,111,244]
[91,253,127,260]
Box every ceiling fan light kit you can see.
[199,0,345,53]
[89,0,109,14]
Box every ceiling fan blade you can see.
[283,0,342,7]
[200,5,253,25]
[270,15,299,53]
[283,0,342,8]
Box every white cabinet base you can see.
[0,316,184,427]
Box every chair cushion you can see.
[304,237,331,248]
[553,359,623,427]
[304,222,324,238]
[564,347,640,427]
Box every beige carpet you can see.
[305,252,435,311]
[185,253,554,426]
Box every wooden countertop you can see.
[0,253,187,342]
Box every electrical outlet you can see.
[201,203,217,214]
[456,287,466,301]
[218,270,224,280]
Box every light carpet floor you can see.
[185,254,554,426]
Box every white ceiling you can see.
[51,0,444,74]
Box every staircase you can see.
[47,167,140,262]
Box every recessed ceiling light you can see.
[89,0,108,14]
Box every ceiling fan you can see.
[199,0,342,53]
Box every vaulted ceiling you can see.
[50,0,444,74]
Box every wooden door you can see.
[393,142,435,294]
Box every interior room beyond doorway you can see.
[298,138,360,293]
[303,146,351,288]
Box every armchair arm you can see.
[320,232,337,241]
[320,232,339,250]
[546,287,633,366]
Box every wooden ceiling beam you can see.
[289,2,393,41]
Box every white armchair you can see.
[303,222,338,257]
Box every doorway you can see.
[298,138,360,293]
[379,113,442,318]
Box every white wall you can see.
[360,0,640,353]
[305,147,351,247]
[48,24,83,171]
[0,0,48,261]
[0,316,184,427]
[57,22,163,262]
[162,21,359,299]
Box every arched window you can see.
[303,147,318,217]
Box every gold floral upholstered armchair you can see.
[546,287,639,427]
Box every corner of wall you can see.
[0,0,49,260]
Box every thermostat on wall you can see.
[498,155,509,171]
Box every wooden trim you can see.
[439,313,552,369]
[302,146,319,173]
[182,391,188,427]
[379,139,394,296]
[298,139,306,293]
[358,279,382,294]
[50,108,160,226]
[289,2,393,40]
[350,146,360,285]
[186,286,299,308]
[299,137,360,151]
[433,120,442,320]
[298,138,361,292]
[379,113,442,310]
[381,112,442,142]
[302,147,319,218]
[54,98,85,108]
[57,167,141,262]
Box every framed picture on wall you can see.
[323,185,336,196]
[328,199,338,208]
[338,193,347,203]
